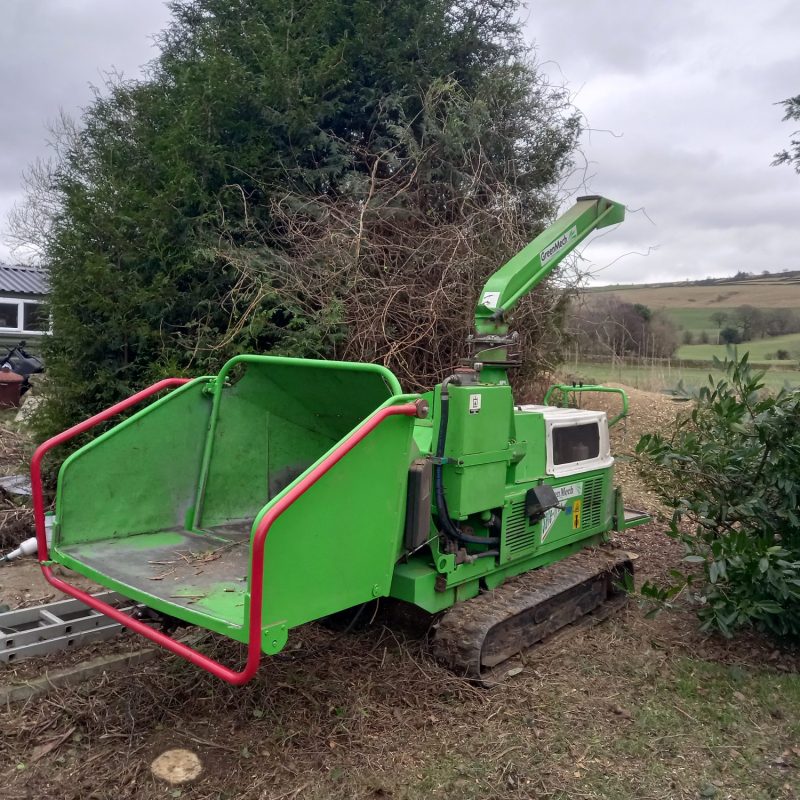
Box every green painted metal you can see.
[475,196,625,335]
[391,532,607,612]
[613,488,651,531]
[46,196,647,671]
[438,383,515,518]
[194,355,402,528]
[498,467,612,565]
[52,357,420,650]
[471,196,624,386]
[544,384,630,427]
[249,393,420,631]
[56,378,215,546]
[510,411,546,480]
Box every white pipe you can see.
[1,536,39,562]
[1,516,53,563]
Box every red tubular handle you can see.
[31,379,419,685]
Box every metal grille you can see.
[581,476,604,530]
[505,475,606,556]
[505,500,535,554]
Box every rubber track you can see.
[431,547,632,685]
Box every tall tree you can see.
[773,94,800,173]
[12,0,582,437]
[570,296,678,360]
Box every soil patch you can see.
[1,386,798,800]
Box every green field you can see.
[664,307,734,336]
[568,361,800,393]
[592,271,800,310]
[586,273,800,372]
[676,332,800,365]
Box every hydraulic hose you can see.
[434,376,499,547]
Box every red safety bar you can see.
[31,377,422,685]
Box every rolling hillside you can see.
[589,271,800,352]
[592,271,800,311]
[579,271,800,389]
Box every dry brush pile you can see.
[212,143,579,394]
[0,422,32,548]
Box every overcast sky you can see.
[1,1,798,285]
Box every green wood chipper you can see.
[31,195,649,684]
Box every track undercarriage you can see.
[431,547,633,685]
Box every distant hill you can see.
[589,271,800,310]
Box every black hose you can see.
[434,376,499,547]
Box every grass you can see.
[528,652,800,800]
[396,650,800,799]
[665,306,734,335]
[568,360,800,393]
[0,407,19,426]
[677,333,800,365]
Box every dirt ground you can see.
[0,406,96,604]
[0,414,33,552]
[1,387,798,800]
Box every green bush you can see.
[15,0,581,441]
[719,326,741,344]
[636,353,800,639]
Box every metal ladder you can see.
[0,592,139,664]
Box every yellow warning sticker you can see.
[572,499,582,529]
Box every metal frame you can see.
[544,384,629,428]
[0,592,138,663]
[0,296,49,335]
[31,377,421,685]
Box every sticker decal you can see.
[541,507,559,542]
[469,394,482,414]
[540,225,578,265]
[481,291,501,309]
[554,481,583,502]
[540,482,584,542]
[572,498,582,529]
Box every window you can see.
[552,423,600,465]
[0,302,19,329]
[0,298,48,334]
[23,303,48,332]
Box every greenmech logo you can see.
[541,225,578,265]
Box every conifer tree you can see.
[13,0,581,436]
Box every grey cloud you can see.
[529,0,800,283]
[1,1,798,285]
[0,0,171,260]
[529,0,707,77]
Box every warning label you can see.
[572,498,582,529]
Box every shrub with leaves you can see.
[11,0,581,440]
[636,354,800,639]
